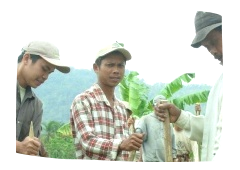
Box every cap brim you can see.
[40,56,70,73]
[191,23,222,48]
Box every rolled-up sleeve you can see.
[175,110,204,142]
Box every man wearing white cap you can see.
[16,41,70,156]
[155,11,223,161]
[70,42,144,161]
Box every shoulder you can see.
[73,85,96,101]
[31,91,43,106]
[71,87,100,109]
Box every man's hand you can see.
[119,133,144,151]
[195,103,201,115]
[154,102,181,123]
[17,136,41,155]
[127,117,135,128]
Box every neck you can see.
[17,65,27,88]
[97,82,115,103]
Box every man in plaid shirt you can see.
[70,42,144,161]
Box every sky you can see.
[1,0,225,86]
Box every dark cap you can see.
[191,11,222,48]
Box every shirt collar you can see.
[92,83,118,107]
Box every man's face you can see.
[21,54,55,88]
[201,29,223,65]
[94,53,126,88]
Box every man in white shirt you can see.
[154,11,223,161]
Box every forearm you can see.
[175,110,204,142]
[81,133,122,160]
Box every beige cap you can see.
[22,41,70,73]
[95,42,132,61]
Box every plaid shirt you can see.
[70,83,129,161]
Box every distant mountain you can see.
[33,67,211,124]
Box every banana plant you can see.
[158,73,210,110]
[119,71,152,118]
[168,90,210,110]
[119,71,210,117]
[56,122,72,137]
[159,73,195,99]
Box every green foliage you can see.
[119,71,152,117]
[159,73,195,99]
[157,73,210,110]
[43,134,76,159]
[120,72,210,117]
[41,121,64,143]
[57,122,72,137]
[169,90,210,110]
[40,121,75,159]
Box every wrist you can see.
[119,140,123,150]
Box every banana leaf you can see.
[169,90,210,110]
[160,73,195,99]
[57,122,72,137]
[119,71,151,117]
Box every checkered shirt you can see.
[70,83,129,160]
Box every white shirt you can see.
[175,72,223,161]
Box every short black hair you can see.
[95,51,126,66]
[18,51,41,64]
[214,25,222,32]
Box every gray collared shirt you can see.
[135,112,177,162]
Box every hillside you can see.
[33,67,211,124]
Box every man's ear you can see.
[93,63,99,73]
[22,53,31,64]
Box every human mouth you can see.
[36,79,44,86]
[215,55,223,64]
[110,77,121,81]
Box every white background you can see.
[1,0,239,169]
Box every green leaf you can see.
[159,73,195,99]
[169,90,210,110]
[57,122,72,137]
[119,71,150,117]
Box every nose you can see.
[209,47,218,57]
[113,66,120,74]
[42,73,49,80]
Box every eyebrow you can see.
[44,65,55,73]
